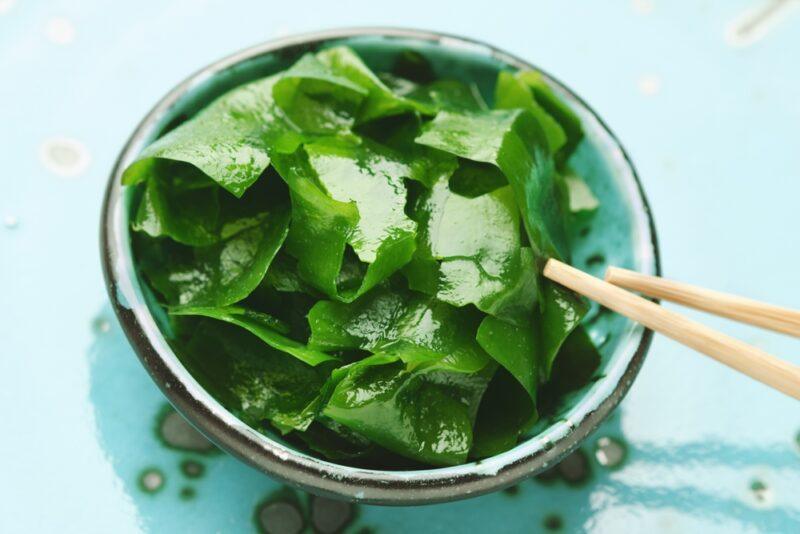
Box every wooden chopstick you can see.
[605,267,800,338]
[543,259,800,401]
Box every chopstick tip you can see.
[542,258,560,279]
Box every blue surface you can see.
[2,1,800,532]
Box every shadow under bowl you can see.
[101,27,660,505]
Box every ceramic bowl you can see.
[101,27,660,505]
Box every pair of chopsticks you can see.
[544,259,800,400]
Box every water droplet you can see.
[157,406,216,453]
[273,26,291,38]
[632,0,654,15]
[40,137,90,177]
[638,74,661,96]
[3,214,18,229]
[179,486,196,501]
[585,253,605,267]
[591,331,610,348]
[0,0,16,15]
[594,436,627,468]
[91,315,111,335]
[310,496,353,534]
[180,459,205,479]
[45,17,76,45]
[749,479,773,507]
[543,513,563,531]
[557,449,592,486]
[257,501,305,534]
[138,468,164,494]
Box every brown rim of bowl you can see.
[100,26,660,506]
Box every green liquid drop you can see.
[180,459,205,479]
[594,436,627,469]
[750,479,771,505]
[156,405,216,453]
[91,315,111,335]
[310,496,354,533]
[137,468,165,494]
[543,514,563,531]
[557,448,592,486]
[257,501,305,534]
[585,253,605,267]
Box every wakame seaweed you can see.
[126,46,601,467]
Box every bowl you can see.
[101,27,660,505]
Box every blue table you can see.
[2,1,799,532]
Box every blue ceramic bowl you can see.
[101,27,660,505]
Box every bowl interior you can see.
[108,30,658,503]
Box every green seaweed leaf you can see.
[308,285,491,374]
[472,280,589,453]
[405,177,538,324]
[494,71,566,155]
[357,114,458,189]
[136,205,290,307]
[323,352,493,466]
[262,252,320,295]
[447,160,508,198]
[273,53,367,134]
[476,278,588,392]
[406,79,488,113]
[476,315,538,401]
[391,50,436,84]
[471,367,536,458]
[292,417,379,462]
[538,280,589,382]
[175,320,329,432]
[132,161,220,246]
[317,46,433,122]
[170,305,337,366]
[123,75,296,197]
[516,70,584,162]
[272,139,417,301]
[539,326,602,403]
[415,108,570,262]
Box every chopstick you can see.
[605,267,800,338]
[543,259,800,401]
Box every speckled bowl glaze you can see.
[101,27,660,505]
